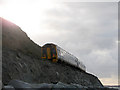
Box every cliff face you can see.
[2,17,103,87]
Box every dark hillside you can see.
[2,17,104,88]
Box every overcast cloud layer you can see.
[30,2,118,85]
[0,1,118,85]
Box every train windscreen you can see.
[41,47,47,59]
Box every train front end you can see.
[41,44,58,62]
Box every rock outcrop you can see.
[3,80,117,90]
[2,17,103,88]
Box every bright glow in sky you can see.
[0,0,118,86]
[0,0,59,40]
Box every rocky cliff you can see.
[2,17,103,88]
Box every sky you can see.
[0,0,119,85]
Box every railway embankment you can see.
[1,17,113,89]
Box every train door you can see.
[47,47,51,60]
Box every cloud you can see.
[31,2,118,85]
[1,1,117,85]
[0,0,4,5]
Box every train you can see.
[41,43,86,71]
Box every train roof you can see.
[43,43,57,47]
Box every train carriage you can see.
[41,43,86,71]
